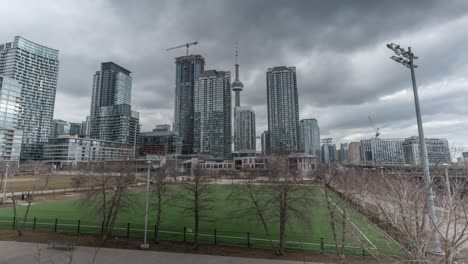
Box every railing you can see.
[0,216,405,258]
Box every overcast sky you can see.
[2,0,468,156]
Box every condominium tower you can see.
[193,70,231,158]
[266,66,300,152]
[173,55,205,154]
[0,36,59,160]
[300,119,320,156]
[88,62,139,148]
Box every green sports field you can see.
[0,185,405,258]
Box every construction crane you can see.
[368,116,380,138]
[166,41,199,56]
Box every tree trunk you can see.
[279,192,287,256]
[193,187,199,250]
[155,193,162,244]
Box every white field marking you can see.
[320,188,377,250]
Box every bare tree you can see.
[11,161,48,236]
[174,161,214,250]
[80,161,136,241]
[150,166,170,244]
[230,154,312,256]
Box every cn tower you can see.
[231,44,244,107]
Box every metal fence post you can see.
[127,223,130,239]
[77,220,80,233]
[101,221,104,235]
[183,226,186,242]
[214,229,217,245]
[12,216,15,228]
[363,249,365,256]
[54,218,58,232]
[320,237,324,252]
[247,232,250,248]
[33,217,36,231]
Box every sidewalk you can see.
[0,241,323,264]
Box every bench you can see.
[48,240,74,250]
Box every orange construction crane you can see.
[166,41,199,56]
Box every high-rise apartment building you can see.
[173,55,205,154]
[139,125,182,157]
[322,143,337,163]
[403,136,450,166]
[339,143,349,163]
[348,142,361,165]
[0,76,23,161]
[0,36,59,160]
[361,138,405,166]
[234,106,256,153]
[261,131,271,155]
[266,66,300,153]
[193,70,231,158]
[300,119,320,156]
[88,62,139,149]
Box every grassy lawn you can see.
[0,184,404,258]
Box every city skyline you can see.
[2,1,468,155]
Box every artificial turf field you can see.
[0,185,404,258]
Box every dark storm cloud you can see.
[1,0,467,151]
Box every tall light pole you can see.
[140,160,152,249]
[386,43,443,255]
[442,163,451,199]
[1,164,9,204]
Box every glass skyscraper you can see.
[266,66,300,153]
[88,62,139,151]
[0,76,23,161]
[0,36,59,160]
[193,70,231,158]
[173,55,205,154]
[300,118,320,156]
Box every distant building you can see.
[193,70,231,158]
[322,143,337,163]
[0,76,23,161]
[266,66,300,153]
[88,62,140,149]
[44,136,132,165]
[348,142,361,165]
[69,123,81,136]
[0,36,59,160]
[338,143,349,164]
[288,153,319,172]
[234,106,256,153]
[300,119,320,156]
[154,124,171,132]
[261,131,271,155]
[139,126,182,157]
[361,138,405,166]
[173,55,205,154]
[403,136,450,165]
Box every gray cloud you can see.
[1,0,468,153]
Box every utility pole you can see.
[386,43,443,255]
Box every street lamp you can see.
[441,163,451,198]
[140,160,152,249]
[1,164,9,204]
[386,43,443,255]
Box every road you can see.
[0,241,323,264]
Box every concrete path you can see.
[0,241,323,264]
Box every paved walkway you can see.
[0,241,323,264]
